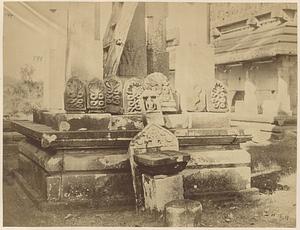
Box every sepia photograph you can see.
[2,1,298,228]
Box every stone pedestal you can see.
[142,174,184,212]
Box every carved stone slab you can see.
[128,124,179,211]
[123,78,144,114]
[104,77,123,114]
[207,80,229,113]
[86,78,106,113]
[143,72,177,113]
[188,85,206,112]
[64,77,87,113]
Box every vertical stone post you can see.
[276,56,292,116]
[168,3,215,111]
[145,3,169,76]
[65,2,103,81]
[243,63,258,115]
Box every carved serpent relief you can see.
[124,78,144,114]
[64,77,86,112]
[87,78,106,112]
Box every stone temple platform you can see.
[12,109,257,210]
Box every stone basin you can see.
[134,150,190,176]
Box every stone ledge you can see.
[187,149,250,168]
[18,141,62,172]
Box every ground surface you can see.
[3,122,297,227]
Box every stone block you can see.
[144,113,165,126]
[165,199,202,227]
[43,111,111,131]
[61,172,134,204]
[164,114,189,129]
[110,115,144,130]
[18,140,62,172]
[33,109,49,124]
[181,167,251,195]
[18,154,48,199]
[63,152,130,171]
[188,112,230,129]
[142,174,184,212]
[187,149,250,168]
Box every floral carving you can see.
[64,77,86,112]
[207,80,229,112]
[87,78,105,113]
[104,77,123,114]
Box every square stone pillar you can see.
[167,3,215,111]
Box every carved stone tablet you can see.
[189,85,206,112]
[123,78,144,114]
[86,78,106,113]
[104,77,123,114]
[143,72,177,113]
[207,80,229,113]
[128,124,179,211]
[64,77,87,113]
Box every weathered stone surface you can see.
[142,174,184,212]
[86,78,106,113]
[188,112,231,129]
[104,77,123,114]
[110,115,144,131]
[164,114,189,129]
[33,109,49,124]
[165,199,202,227]
[186,149,250,168]
[187,85,206,112]
[61,172,134,203]
[181,166,251,194]
[18,154,48,199]
[64,76,87,113]
[18,140,62,172]
[63,153,130,171]
[43,112,111,131]
[47,175,62,202]
[123,78,144,114]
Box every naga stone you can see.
[64,76,87,113]
[104,77,123,114]
[189,85,206,112]
[86,78,106,113]
[123,78,144,114]
[207,80,229,113]
[143,72,177,113]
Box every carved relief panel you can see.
[104,77,123,114]
[189,85,207,112]
[143,72,177,113]
[207,80,229,113]
[86,78,106,113]
[123,78,144,114]
[64,77,87,113]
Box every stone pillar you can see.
[145,3,169,76]
[167,3,215,111]
[243,63,258,115]
[65,3,103,81]
[276,56,292,116]
[43,11,68,110]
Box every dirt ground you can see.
[2,122,297,227]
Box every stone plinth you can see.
[142,174,184,212]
